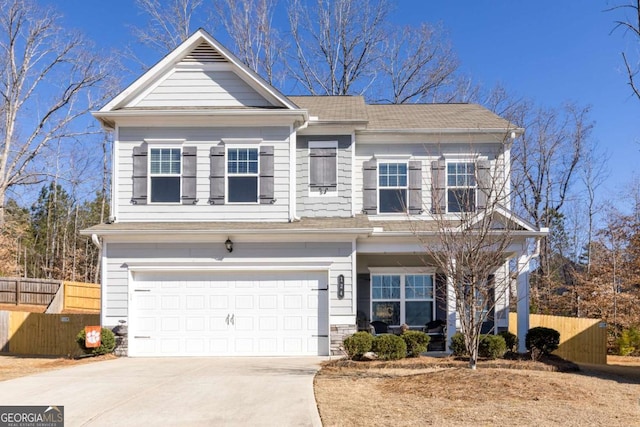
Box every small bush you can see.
[343,331,373,359]
[76,328,116,355]
[402,330,430,357]
[479,334,507,359]
[450,332,467,357]
[617,327,640,356]
[526,327,560,359]
[498,331,518,352]
[372,334,407,360]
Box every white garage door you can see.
[129,271,329,357]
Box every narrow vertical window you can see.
[227,148,259,203]
[447,162,476,213]
[378,163,407,213]
[149,148,181,203]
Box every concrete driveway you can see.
[0,357,324,426]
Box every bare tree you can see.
[287,0,389,96]
[580,145,610,274]
[608,0,640,100]
[508,103,592,301]
[376,23,459,104]
[132,0,204,54]
[212,0,282,84]
[412,138,538,369]
[0,0,109,226]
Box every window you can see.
[227,148,259,203]
[447,162,476,212]
[150,148,181,203]
[309,142,337,195]
[371,273,434,327]
[379,163,407,213]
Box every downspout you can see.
[289,119,309,222]
[91,234,102,250]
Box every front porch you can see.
[355,253,507,352]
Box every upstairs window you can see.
[227,148,258,203]
[379,163,407,213]
[447,162,476,213]
[150,148,181,203]
[309,142,337,195]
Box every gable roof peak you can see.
[97,28,298,115]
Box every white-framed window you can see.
[227,147,259,203]
[447,161,476,213]
[378,162,407,213]
[309,141,337,196]
[370,270,435,327]
[149,147,181,203]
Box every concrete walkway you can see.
[0,357,324,426]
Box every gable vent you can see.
[181,42,228,63]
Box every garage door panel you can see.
[130,271,329,356]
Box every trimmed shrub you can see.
[76,328,116,355]
[525,327,560,358]
[343,331,374,359]
[372,334,407,360]
[479,334,507,359]
[617,327,640,356]
[498,331,518,352]
[450,332,467,357]
[402,330,430,357]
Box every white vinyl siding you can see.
[116,127,290,221]
[134,70,273,108]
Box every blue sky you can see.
[46,0,640,208]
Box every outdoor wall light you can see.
[225,238,233,253]
[337,274,345,299]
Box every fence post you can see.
[15,278,20,305]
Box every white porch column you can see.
[446,260,457,352]
[517,255,530,353]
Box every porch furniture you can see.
[425,319,446,351]
[370,321,389,335]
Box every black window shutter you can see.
[408,160,423,215]
[181,146,198,205]
[363,159,377,215]
[431,159,446,214]
[476,160,491,210]
[259,145,274,204]
[132,142,148,205]
[209,146,225,205]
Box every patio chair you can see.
[369,321,389,335]
[425,319,446,351]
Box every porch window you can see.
[379,163,407,213]
[371,274,434,327]
[227,148,258,203]
[150,148,181,203]
[447,162,476,212]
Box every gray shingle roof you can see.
[288,96,368,122]
[287,95,515,131]
[365,103,514,130]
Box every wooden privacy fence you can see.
[64,281,100,312]
[0,277,61,305]
[509,313,607,365]
[0,311,100,356]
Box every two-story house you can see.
[85,29,544,357]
